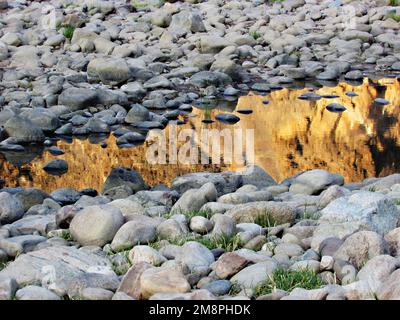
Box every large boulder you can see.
[289,170,344,195]
[58,87,98,111]
[241,165,277,189]
[0,246,119,297]
[225,201,297,225]
[102,167,148,194]
[70,205,125,247]
[4,116,45,143]
[87,58,131,85]
[170,182,217,215]
[334,231,388,269]
[318,191,400,235]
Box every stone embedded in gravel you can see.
[128,246,167,266]
[334,231,388,269]
[156,219,187,240]
[317,185,351,209]
[274,243,304,257]
[189,71,232,88]
[140,267,191,299]
[169,10,206,36]
[344,70,363,80]
[171,182,217,215]
[19,108,60,132]
[88,58,131,85]
[70,205,124,247]
[202,280,232,296]
[80,287,114,300]
[213,252,249,279]
[0,192,24,224]
[111,217,157,252]
[16,286,60,300]
[289,169,344,195]
[58,88,98,112]
[43,159,68,175]
[225,201,296,225]
[4,116,45,144]
[230,260,278,289]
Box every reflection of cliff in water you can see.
[0,78,400,192]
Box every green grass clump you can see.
[0,262,8,271]
[390,0,400,6]
[252,268,322,298]
[62,24,75,40]
[299,211,321,220]
[253,213,277,228]
[387,12,400,22]
[367,186,377,192]
[60,230,73,241]
[249,31,262,40]
[394,199,400,205]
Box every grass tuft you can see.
[387,12,400,22]
[252,268,322,298]
[61,24,75,40]
[253,213,277,228]
[249,31,262,40]
[60,230,73,241]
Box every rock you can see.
[0,235,47,257]
[51,188,80,205]
[199,36,232,54]
[0,278,18,300]
[384,227,400,256]
[274,243,304,257]
[16,286,60,300]
[19,108,60,132]
[334,231,388,269]
[213,252,248,279]
[363,174,400,191]
[190,216,213,234]
[319,191,400,236]
[171,182,217,215]
[43,159,68,175]
[377,269,400,300]
[172,172,242,196]
[218,191,272,205]
[225,201,296,225]
[0,246,118,297]
[320,256,335,271]
[70,205,124,247]
[241,165,276,189]
[149,289,216,300]
[80,287,114,300]
[140,267,191,299]
[102,167,148,194]
[117,262,153,299]
[176,242,215,275]
[289,170,344,195]
[111,217,157,251]
[112,292,135,300]
[189,71,232,88]
[58,88,98,112]
[317,185,351,209]
[215,114,240,124]
[88,58,131,85]
[326,103,346,113]
[0,192,24,224]
[344,70,363,80]
[169,10,205,36]
[108,199,145,220]
[210,214,236,238]
[124,104,150,125]
[202,280,231,296]
[4,116,45,144]
[230,260,278,289]
[128,246,166,266]
[357,255,397,292]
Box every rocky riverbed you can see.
[1,0,400,301]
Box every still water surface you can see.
[1,78,399,192]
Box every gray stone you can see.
[230,260,278,289]
[289,170,344,195]
[70,205,124,247]
[171,183,217,215]
[4,116,45,144]
[102,167,148,194]
[176,242,215,275]
[80,287,114,300]
[88,58,131,85]
[16,286,60,300]
[0,235,47,257]
[0,192,24,224]
[58,88,98,112]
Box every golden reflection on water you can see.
[1,78,400,193]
